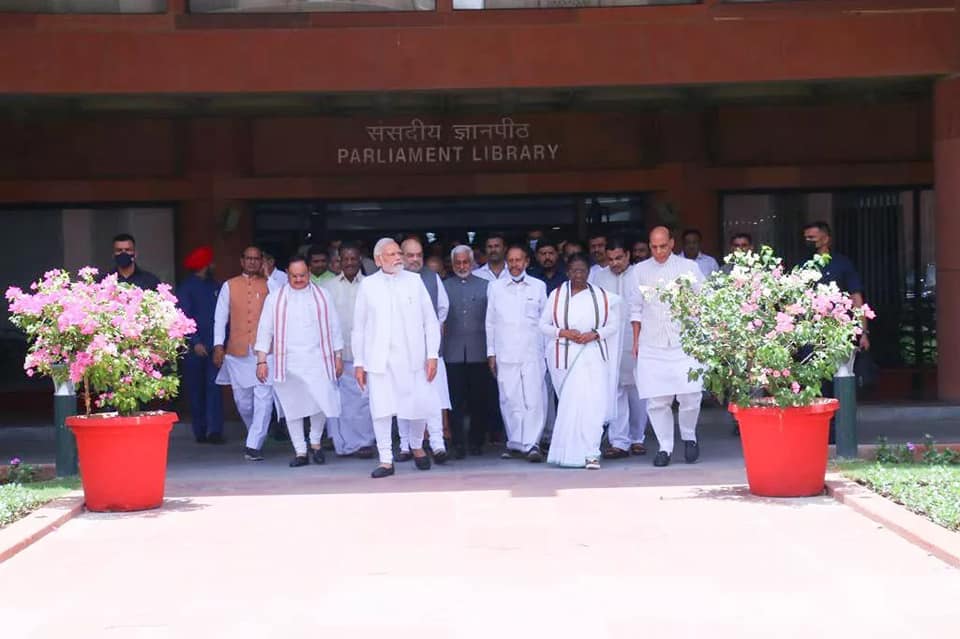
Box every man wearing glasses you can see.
[212,246,274,461]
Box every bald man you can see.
[630,227,705,468]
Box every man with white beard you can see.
[591,237,649,459]
[631,226,705,467]
[485,245,548,462]
[255,256,343,467]
[398,237,450,464]
[352,238,442,478]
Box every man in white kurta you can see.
[591,239,649,458]
[353,238,442,479]
[399,238,450,463]
[321,245,377,458]
[255,257,343,466]
[212,246,273,461]
[485,245,548,461]
[631,226,705,467]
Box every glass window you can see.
[453,0,694,9]
[191,0,434,12]
[0,1,165,12]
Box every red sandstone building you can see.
[0,0,957,407]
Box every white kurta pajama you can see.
[592,264,649,451]
[352,270,442,465]
[255,284,343,457]
[540,283,620,467]
[398,272,450,455]
[630,253,705,456]
[322,272,376,455]
[213,278,274,451]
[485,275,548,454]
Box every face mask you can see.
[114,253,134,268]
[805,240,819,252]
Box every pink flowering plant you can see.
[5,267,196,416]
[658,246,875,408]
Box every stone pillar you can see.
[935,75,960,401]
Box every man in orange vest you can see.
[212,245,273,461]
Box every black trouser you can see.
[446,361,491,449]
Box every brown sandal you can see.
[602,447,629,460]
[630,443,647,456]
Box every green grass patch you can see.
[0,477,80,529]
[836,461,960,532]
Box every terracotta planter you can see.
[730,399,839,498]
[66,411,177,512]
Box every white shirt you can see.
[267,268,287,293]
[588,263,605,284]
[485,275,547,364]
[629,254,704,349]
[352,270,441,374]
[473,262,509,283]
[689,252,720,278]
[321,271,364,362]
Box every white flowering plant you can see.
[5,268,196,416]
[657,246,875,408]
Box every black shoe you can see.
[469,445,483,456]
[244,447,264,462]
[527,446,544,463]
[653,451,671,467]
[289,455,309,468]
[397,451,413,462]
[206,433,226,445]
[414,454,432,471]
[433,449,448,465]
[371,465,395,479]
[454,446,466,460]
[684,440,700,464]
[194,434,208,444]
[311,447,326,465]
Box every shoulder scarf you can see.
[273,283,335,383]
[552,281,609,370]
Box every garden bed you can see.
[836,461,960,532]
[0,478,80,529]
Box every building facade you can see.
[0,0,957,407]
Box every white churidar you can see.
[540,282,620,467]
[647,392,701,455]
[486,275,548,452]
[212,277,273,450]
[286,412,326,457]
[254,283,342,422]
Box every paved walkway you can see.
[2,465,959,637]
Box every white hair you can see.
[373,237,398,258]
[450,244,474,264]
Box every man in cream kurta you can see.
[353,238,442,479]
[591,238,649,459]
[485,245,548,461]
[321,245,377,458]
[255,256,343,467]
[631,227,705,468]
[212,245,273,462]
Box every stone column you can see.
[935,75,960,401]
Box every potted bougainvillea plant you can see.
[658,247,875,497]
[6,267,195,511]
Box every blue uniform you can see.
[176,274,224,440]
[820,252,864,295]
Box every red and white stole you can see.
[273,283,335,383]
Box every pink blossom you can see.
[791,382,801,394]
[740,302,758,314]
[774,312,795,334]
[785,304,804,316]
[781,368,791,377]
[752,319,763,328]
[772,370,781,378]
[862,304,877,320]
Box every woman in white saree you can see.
[540,254,620,469]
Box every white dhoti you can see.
[327,361,375,455]
[215,351,273,451]
[497,359,546,453]
[635,344,702,455]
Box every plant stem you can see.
[83,374,91,416]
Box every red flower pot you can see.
[66,411,177,512]
[729,399,839,497]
